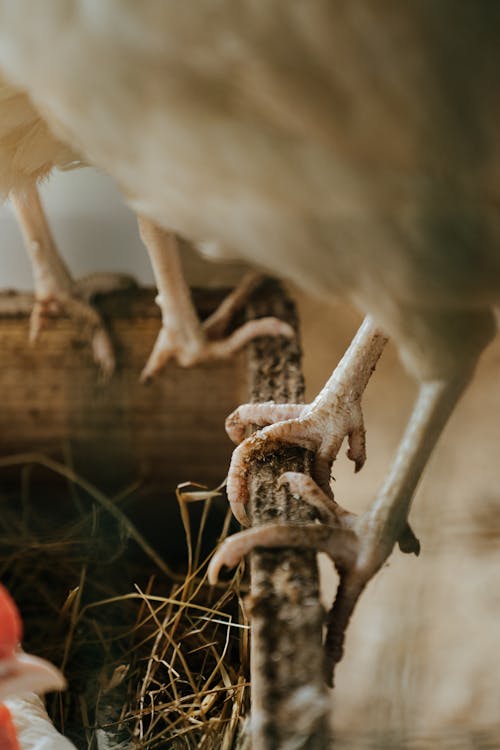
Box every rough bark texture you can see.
[244,279,330,750]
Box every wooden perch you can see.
[243,280,330,749]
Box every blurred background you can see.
[0,167,247,290]
[1,168,500,745]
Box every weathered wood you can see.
[244,280,330,749]
[0,287,247,493]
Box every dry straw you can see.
[0,453,249,749]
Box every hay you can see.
[0,454,248,749]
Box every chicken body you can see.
[0,76,76,195]
[0,2,498,379]
[0,0,498,730]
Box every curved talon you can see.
[139,327,176,382]
[311,451,337,498]
[230,496,250,528]
[29,298,61,343]
[91,328,116,379]
[208,522,357,585]
[29,292,117,378]
[278,472,355,527]
[227,423,319,523]
[397,522,421,556]
[140,316,294,381]
[346,403,367,472]
[208,533,252,584]
[62,293,117,378]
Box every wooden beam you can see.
[243,279,330,750]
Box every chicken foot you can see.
[225,316,387,525]
[11,184,134,378]
[138,217,294,380]
[211,372,470,685]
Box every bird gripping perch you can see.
[230,279,330,750]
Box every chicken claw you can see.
[209,470,419,685]
[216,362,472,685]
[28,271,135,376]
[138,217,294,379]
[208,521,358,586]
[225,317,387,525]
[209,471,364,687]
[209,471,357,586]
[11,185,135,378]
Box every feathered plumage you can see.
[0,75,78,198]
[0,585,74,750]
[0,0,498,741]
[0,2,497,378]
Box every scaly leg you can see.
[137,217,294,380]
[323,376,469,685]
[225,316,388,524]
[211,375,470,685]
[202,271,266,339]
[11,184,135,378]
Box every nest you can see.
[0,453,248,750]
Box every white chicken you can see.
[0,0,497,685]
[0,583,76,750]
[0,75,136,376]
[0,74,291,378]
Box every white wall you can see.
[0,167,246,290]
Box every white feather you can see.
[5,694,76,750]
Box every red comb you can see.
[0,586,22,660]
[0,704,19,750]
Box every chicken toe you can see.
[225,317,388,525]
[11,184,135,378]
[211,465,421,685]
[138,216,294,380]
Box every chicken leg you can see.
[211,345,474,684]
[137,216,294,380]
[11,184,135,378]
